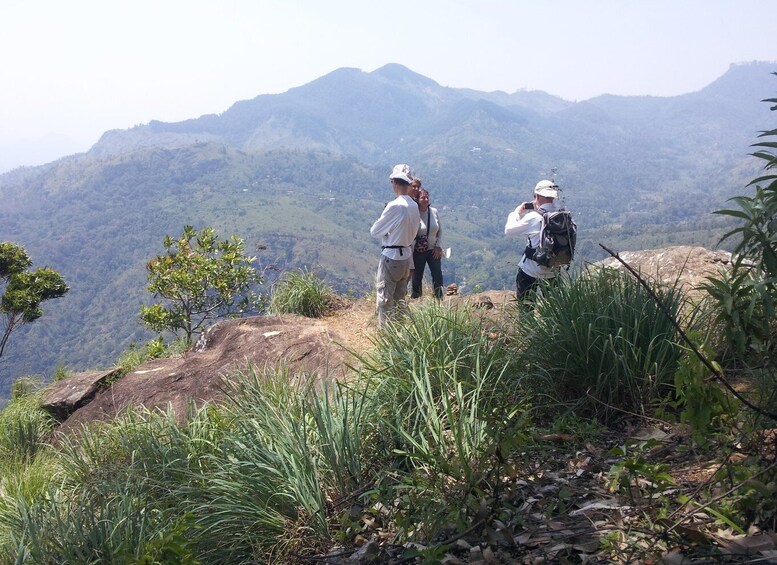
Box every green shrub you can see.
[513,267,692,422]
[707,88,777,364]
[699,267,775,360]
[269,268,337,318]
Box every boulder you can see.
[40,369,121,422]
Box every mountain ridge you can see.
[1,61,776,392]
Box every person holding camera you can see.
[410,188,444,300]
[504,180,560,300]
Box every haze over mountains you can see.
[1,61,775,394]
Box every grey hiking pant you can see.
[376,255,412,327]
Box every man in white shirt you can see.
[370,164,422,327]
[504,180,560,300]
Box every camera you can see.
[523,202,534,210]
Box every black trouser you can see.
[411,250,443,299]
[516,268,539,300]
[516,268,556,301]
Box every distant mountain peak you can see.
[371,63,440,88]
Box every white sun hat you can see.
[534,179,559,198]
[389,164,414,184]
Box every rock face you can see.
[596,246,732,296]
[40,369,121,422]
[55,314,351,435]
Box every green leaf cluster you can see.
[709,81,777,361]
[140,226,264,344]
[0,242,68,359]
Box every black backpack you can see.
[525,209,577,268]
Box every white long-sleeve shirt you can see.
[504,202,558,279]
[370,194,421,260]
[416,206,443,249]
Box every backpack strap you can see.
[522,210,546,261]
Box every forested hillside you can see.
[0,61,774,395]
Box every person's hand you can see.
[518,201,533,214]
[432,246,443,259]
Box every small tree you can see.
[0,242,69,359]
[140,226,263,345]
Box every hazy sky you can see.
[2,0,777,171]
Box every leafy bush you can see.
[708,86,777,362]
[269,268,338,318]
[513,267,692,422]
[140,226,264,345]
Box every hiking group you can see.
[371,164,576,327]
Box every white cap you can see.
[534,179,559,198]
[389,164,414,184]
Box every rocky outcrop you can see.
[54,314,351,435]
[40,369,121,422]
[47,246,735,435]
[596,245,732,296]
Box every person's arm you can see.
[432,208,443,259]
[370,202,400,239]
[504,205,537,237]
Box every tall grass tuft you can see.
[269,268,338,318]
[0,451,60,561]
[354,302,530,540]
[305,377,370,495]
[220,366,332,538]
[9,480,198,565]
[10,377,44,400]
[513,267,693,422]
[358,301,518,403]
[9,405,228,564]
[0,393,55,465]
